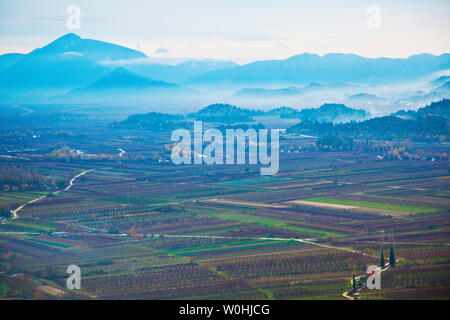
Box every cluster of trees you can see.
[113,112,189,131]
[189,104,263,123]
[0,164,72,193]
[383,149,448,161]
[380,246,396,268]
[0,203,11,218]
[350,246,396,298]
[23,145,117,161]
[190,103,368,124]
[287,103,368,123]
[358,141,447,161]
[110,103,371,134]
[288,115,448,142]
[316,135,354,151]
[0,165,47,192]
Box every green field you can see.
[0,191,47,205]
[304,197,438,214]
[1,219,56,232]
[211,213,344,236]
[25,238,72,248]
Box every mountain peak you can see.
[50,33,83,47]
[110,67,133,76]
[58,33,82,40]
[33,33,83,55]
[31,33,146,62]
[286,52,320,61]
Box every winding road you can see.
[4,169,93,222]
[62,169,93,192]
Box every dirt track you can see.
[38,285,66,296]
[5,169,93,222]
[288,200,358,210]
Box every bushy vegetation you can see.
[289,115,448,142]
[113,112,189,131]
[316,135,353,151]
[296,104,368,123]
[0,203,11,218]
[267,104,368,123]
[0,165,46,192]
[189,104,263,123]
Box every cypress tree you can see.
[352,275,357,293]
[380,250,385,268]
[389,246,395,267]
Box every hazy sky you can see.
[0,0,449,63]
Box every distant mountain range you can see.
[233,82,350,98]
[0,33,202,101]
[347,93,380,101]
[106,60,239,84]
[65,67,191,102]
[0,33,449,104]
[0,53,25,72]
[434,81,450,93]
[74,67,180,91]
[343,93,387,107]
[187,53,450,86]
[430,75,450,86]
[233,87,302,98]
[394,99,450,119]
[32,33,147,62]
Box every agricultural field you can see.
[1,0,450,306]
[0,118,448,300]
